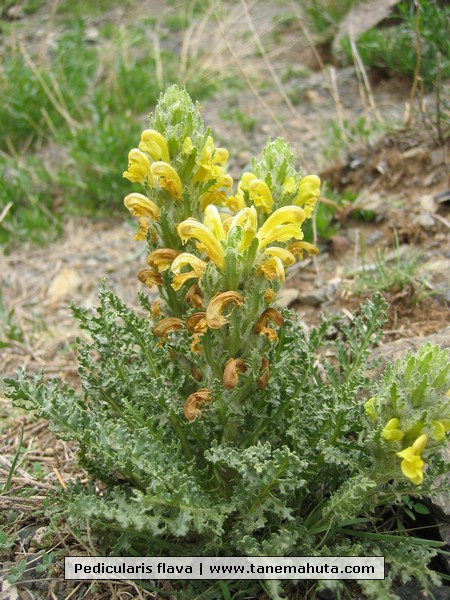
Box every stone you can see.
[419,194,438,214]
[370,326,450,366]
[412,213,435,230]
[277,288,300,307]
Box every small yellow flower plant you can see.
[6,86,449,600]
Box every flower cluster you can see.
[123,86,321,420]
[365,344,450,486]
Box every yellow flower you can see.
[193,136,231,186]
[431,419,450,442]
[150,162,183,199]
[177,219,225,268]
[282,176,297,195]
[123,149,153,184]
[185,284,204,308]
[185,312,209,334]
[364,397,377,420]
[147,249,179,272]
[288,241,319,260]
[206,291,244,329]
[249,179,273,213]
[171,252,208,291]
[200,190,228,211]
[137,268,163,287]
[396,434,427,485]
[255,308,284,342]
[264,288,276,304]
[229,206,257,251]
[153,317,183,338]
[226,190,247,213]
[203,205,226,241]
[223,358,247,389]
[139,129,170,162]
[295,174,321,218]
[182,136,194,155]
[382,418,404,441]
[124,193,160,220]
[258,256,285,282]
[256,206,306,250]
[239,172,257,192]
[184,388,212,422]
[264,247,296,266]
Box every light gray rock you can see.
[371,326,450,366]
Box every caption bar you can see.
[65,556,384,580]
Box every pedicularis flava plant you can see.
[5,86,450,600]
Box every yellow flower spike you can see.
[139,129,170,163]
[186,285,204,309]
[229,206,258,251]
[153,317,183,338]
[255,308,284,342]
[185,312,209,334]
[124,193,160,220]
[282,176,297,195]
[184,388,212,422]
[249,179,274,214]
[265,247,296,266]
[206,291,244,329]
[223,358,247,390]
[147,249,179,272]
[295,174,321,218]
[177,219,225,268]
[123,149,153,184]
[259,256,285,282]
[431,420,446,442]
[171,253,208,277]
[288,241,319,260]
[204,205,226,241]
[150,161,183,199]
[382,418,405,442]
[396,434,427,485]
[137,268,163,288]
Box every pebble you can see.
[420,194,438,214]
[412,213,435,230]
[277,288,300,307]
[44,447,55,456]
